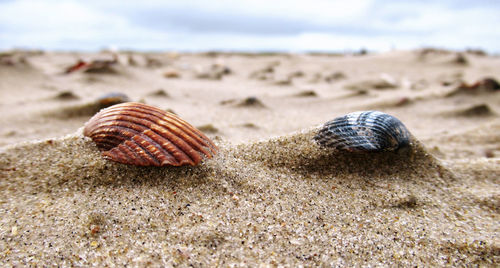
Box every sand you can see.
[0,49,499,266]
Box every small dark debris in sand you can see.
[219,99,237,105]
[441,81,455,87]
[419,48,452,56]
[483,149,495,158]
[478,78,500,91]
[2,130,18,137]
[65,56,119,74]
[445,77,500,96]
[356,48,368,56]
[394,195,418,209]
[45,92,131,118]
[165,108,176,115]
[288,70,305,79]
[375,97,413,108]
[145,57,164,68]
[213,64,231,75]
[294,90,318,97]
[53,90,80,100]
[239,122,259,129]
[274,78,292,86]
[440,72,464,87]
[195,71,220,80]
[345,76,398,91]
[237,96,266,108]
[453,104,494,117]
[452,53,468,65]
[249,62,278,80]
[84,61,119,74]
[164,70,181,79]
[325,71,346,82]
[309,73,323,83]
[64,60,87,73]
[340,89,369,98]
[197,124,219,134]
[0,53,15,66]
[127,55,138,66]
[0,53,31,67]
[250,71,273,81]
[394,97,412,107]
[86,212,107,237]
[195,64,232,80]
[366,96,413,109]
[80,76,103,84]
[148,89,169,97]
[465,48,487,56]
[96,92,130,108]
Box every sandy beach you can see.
[0,49,499,266]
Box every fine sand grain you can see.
[0,50,499,266]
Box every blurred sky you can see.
[1,0,499,52]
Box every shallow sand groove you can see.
[0,128,498,266]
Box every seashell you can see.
[96,92,130,108]
[54,90,80,100]
[65,59,88,73]
[237,96,265,108]
[314,111,411,152]
[83,102,218,166]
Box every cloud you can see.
[0,0,499,52]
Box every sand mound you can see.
[2,127,497,266]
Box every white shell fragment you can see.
[314,111,411,152]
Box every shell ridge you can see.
[103,145,138,165]
[117,141,146,165]
[96,125,161,166]
[152,118,215,158]
[148,125,200,165]
[86,116,197,164]
[140,129,181,165]
[92,136,125,151]
[90,129,139,150]
[124,103,218,153]
[118,111,205,164]
[358,123,393,149]
[129,135,162,166]
[125,140,156,166]
[138,130,181,166]
[356,111,373,126]
[137,106,218,154]
[327,135,379,151]
[120,108,205,164]
[86,116,149,134]
[87,125,142,146]
[141,128,194,166]
[372,115,410,149]
[372,114,399,140]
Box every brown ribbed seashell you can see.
[83,102,218,166]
